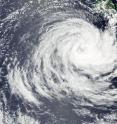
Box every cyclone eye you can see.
[110,77,117,88]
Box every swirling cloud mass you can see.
[0,0,117,124]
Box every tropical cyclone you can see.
[0,0,117,124]
[8,14,117,104]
